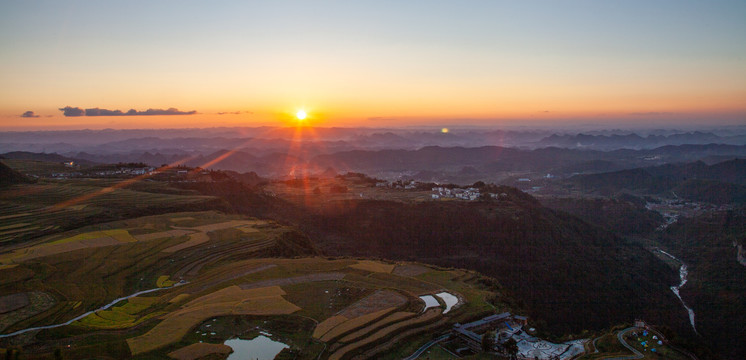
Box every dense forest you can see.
[539,195,664,235]
[566,159,746,205]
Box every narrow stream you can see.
[658,249,698,334]
[0,282,185,338]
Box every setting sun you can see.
[296,110,307,121]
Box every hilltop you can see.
[184,177,687,341]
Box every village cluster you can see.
[430,186,487,201]
[439,312,585,360]
[51,165,155,178]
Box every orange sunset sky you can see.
[1,1,745,130]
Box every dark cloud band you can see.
[21,111,40,118]
[59,106,197,117]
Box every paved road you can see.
[0,282,185,338]
[403,334,449,360]
[591,334,604,353]
[604,327,644,360]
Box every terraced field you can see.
[0,180,219,245]
[0,209,508,359]
[0,212,300,337]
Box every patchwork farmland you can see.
[0,179,220,246]
[0,209,508,359]
[0,167,512,360]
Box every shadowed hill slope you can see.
[188,181,687,340]
[657,210,746,359]
[0,161,32,186]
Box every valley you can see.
[1,129,744,359]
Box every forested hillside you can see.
[657,210,746,359]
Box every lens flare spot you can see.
[441,128,449,134]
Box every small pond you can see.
[224,335,289,360]
[435,292,458,314]
[419,295,440,311]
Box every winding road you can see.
[0,282,185,339]
[403,334,450,360]
[605,327,644,360]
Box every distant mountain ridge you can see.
[6,144,746,183]
[4,127,745,155]
[537,131,746,150]
[0,151,97,165]
[567,158,746,204]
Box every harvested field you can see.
[162,232,209,253]
[134,229,193,242]
[168,343,232,360]
[127,296,159,307]
[185,264,277,294]
[79,237,120,247]
[170,217,195,222]
[0,229,137,264]
[0,213,31,220]
[339,290,408,318]
[239,272,345,290]
[1,241,87,263]
[351,315,450,360]
[0,223,31,231]
[320,307,395,343]
[283,281,372,322]
[313,315,349,339]
[0,291,56,332]
[235,225,260,233]
[50,229,136,244]
[392,264,431,277]
[171,238,277,279]
[0,181,216,244]
[349,260,395,273]
[185,285,287,308]
[157,275,176,288]
[230,297,300,314]
[327,308,443,360]
[189,220,264,232]
[363,272,440,294]
[0,293,29,313]
[169,294,191,304]
[339,311,416,343]
[0,226,39,236]
[127,286,300,355]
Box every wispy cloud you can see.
[216,110,252,115]
[628,111,674,116]
[59,106,197,117]
[20,111,40,118]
